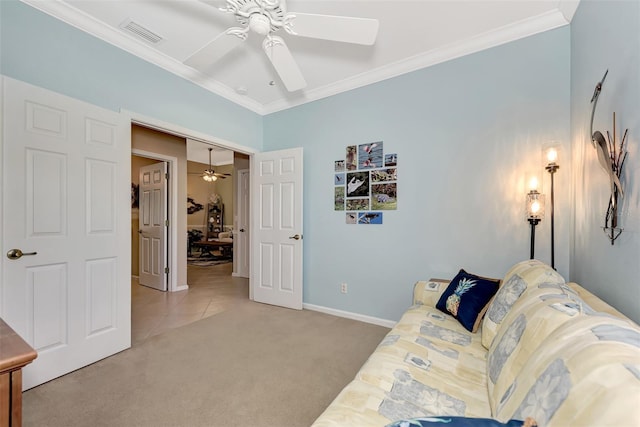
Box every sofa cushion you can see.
[493,314,640,426]
[310,303,495,427]
[436,269,500,332]
[311,379,404,427]
[482,260,565,349]
[354,304,492,423]
[486,291,593,413]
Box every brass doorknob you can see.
[289,234,302,240]
[7,249,38,260]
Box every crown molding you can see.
[262,9,570,114]
[558,0,581,22]
[20,0,266,115]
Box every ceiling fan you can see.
[190,147,232,181]
[184,0,379,92]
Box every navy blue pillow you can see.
[386,416,535,427]
[436,269,500,332]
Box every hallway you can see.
[131,263,249,345]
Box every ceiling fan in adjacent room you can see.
[190,147,232,182]
[184,0,380,92]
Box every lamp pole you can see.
[528,217,540,259]
[545,162,559,269]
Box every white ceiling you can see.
[187,138,234,165]
[22,0,580,115]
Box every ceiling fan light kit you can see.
[184,0,379,92]
[203,172,218,182]
[193,147,231,182]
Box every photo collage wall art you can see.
[334,141,397,225]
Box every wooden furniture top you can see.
[0,319,37,374]
[193,240,233,247]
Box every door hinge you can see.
[165,267,169,274]
[165,172,169,180]
[165,219,169,226]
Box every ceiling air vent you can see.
[119,18,163,45]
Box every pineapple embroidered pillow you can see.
[436,269,501,332]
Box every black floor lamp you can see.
[545,148,559,269]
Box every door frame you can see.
[123,110,257,290]
[132,151,176,291]
[233,168,250,279]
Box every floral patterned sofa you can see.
[311,259,640,426]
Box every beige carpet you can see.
[23,301,390,427]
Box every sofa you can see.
[312,260,640,426]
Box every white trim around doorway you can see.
[121,109,258,293]
[122,110,257,156]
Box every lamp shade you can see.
[526,190,545,220]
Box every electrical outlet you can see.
[341,283,348,294]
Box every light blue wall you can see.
[9,0,634,324]
[570,0,640,323]
[0,0,262,150]
[265,28,571,321]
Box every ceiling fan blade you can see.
[184,29,246,70]
[285,13,379,45]
[263,36,306,92]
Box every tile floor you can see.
[131,262,249,345]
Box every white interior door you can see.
[1,76,131,390]
[251,148,303,309]
[138,162,168,291]
[236,168,250,278]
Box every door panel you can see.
[87,159,116,234]
[85,257,117,336]
[28,263,67,351]
[27,149,67,236]
[138,162,168,291]
[1,76,131,390]
[251,148,303,310]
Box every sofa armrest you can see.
[567,282,634,323]
[413,278,450,307]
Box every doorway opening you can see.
[130,123,251,345]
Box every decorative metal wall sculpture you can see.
[590,70,629,244]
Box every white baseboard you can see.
[303,303,397,329]
[232,272,249,278]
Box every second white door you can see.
[138,162,168,291]
[251,148,303,310]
